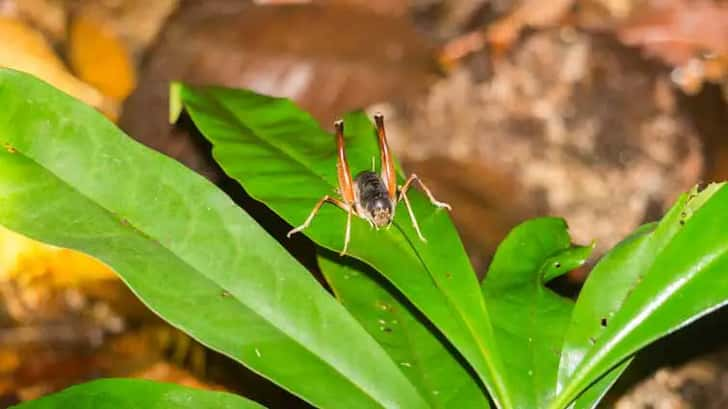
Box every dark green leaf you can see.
[0,68,429,409]
[172,84,512,407]
[551,183,728,408]
[11,378,265,409]
[481,218,592,408]
[318,252,490,409]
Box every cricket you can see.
[287,113,451,255]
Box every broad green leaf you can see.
[555,186,716,408]
[551,183,728,409]
[481,218,592,408]
[11,378,265,409]
[555,223,658,409]
[0,68,429,409]
[318,252,490,409]
[173,84,512,407]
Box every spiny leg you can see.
[399,173,452,210]
[399,189,426,242]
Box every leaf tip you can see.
[169,82,184,124]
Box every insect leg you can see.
[334,120,355,204]
[341,206,353,256]
[334,119,357,255]
[399,190,427,242]
[289,121,358,255]
[287,195,350,237]
[399,174,452,210]
[374,113,397,201]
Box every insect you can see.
[287,113,451,255]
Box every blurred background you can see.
[0,0,726,407]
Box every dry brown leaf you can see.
[68,12,137,101]
[0,16,116,116]
[121,2,435,182]
[618,0,728,67]
[617,0,728,93]
[487,0,575,52]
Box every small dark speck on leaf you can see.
[679,219,685,226]
[382,327,392,333]
[445,271,452,278]
[221,290,231,297]
[121,218,129,226]
[600,318,608,327]
[554,262,561,269]
[589,337,596,344]
[4,143,16,153]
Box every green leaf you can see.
[0,68,429,409]
[551,183,728,408]
[11,379,265,409]
[481,218,592,408]
[318,252,490,409]
[567,360,629,409]
[555,223,657,409]
[173,84,512,407]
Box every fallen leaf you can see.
[618,0,728,67]
[68,11,137,101]
[0,16,116,116]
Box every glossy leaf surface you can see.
[556,223,658,408]
[552,184,728,408]
[481,218,591,408]
[173,84,512,407]
[0,68,428,409]
[318,252,490,409]
[11,379,265,409]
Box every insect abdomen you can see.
[355,171,388,206]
